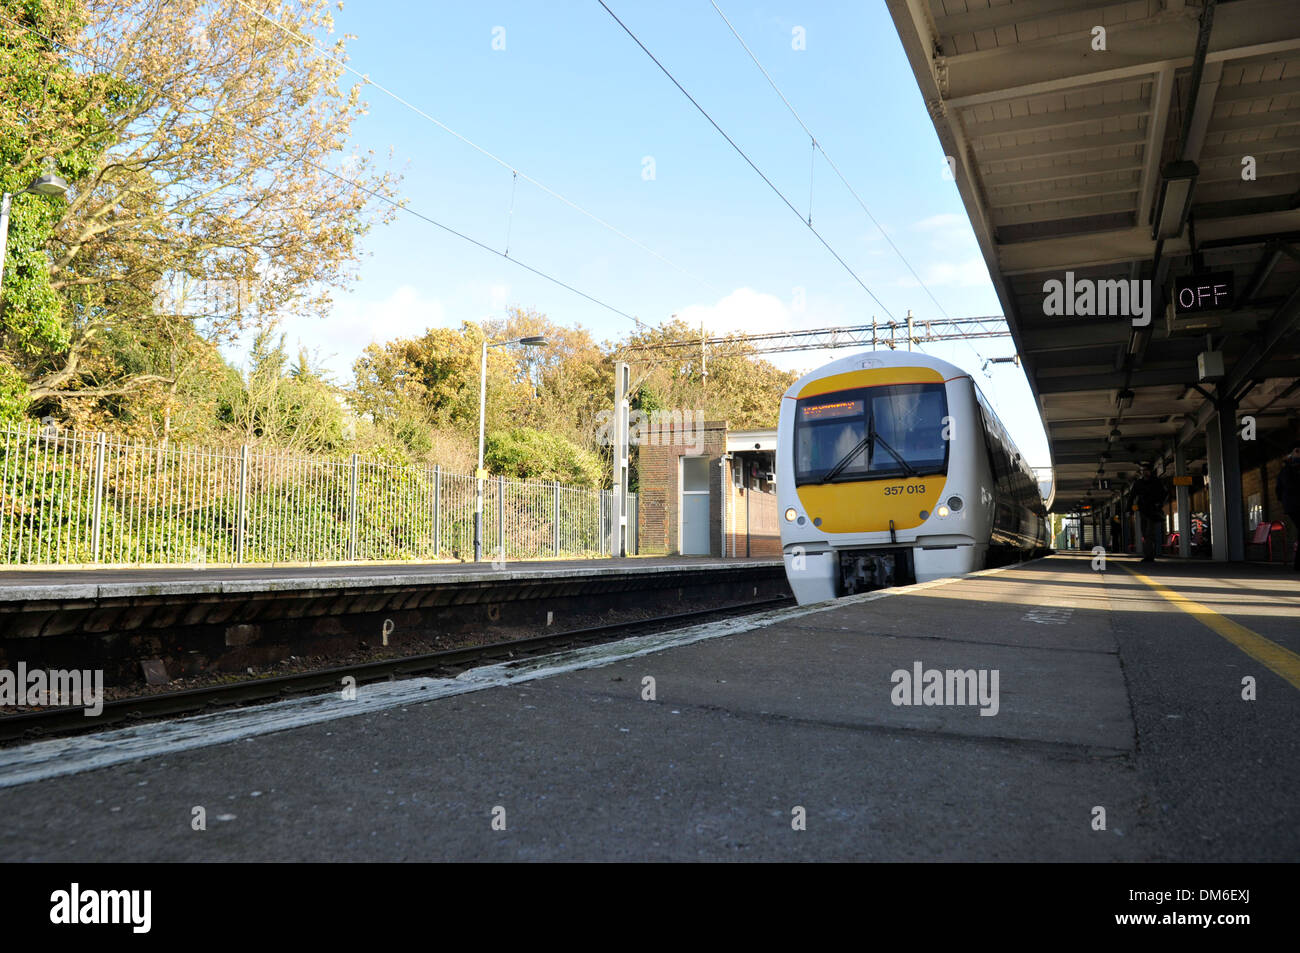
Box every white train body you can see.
[776,351,1046,605]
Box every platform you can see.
[0,554,1295,861]
[0,556,782,601]
[0,557,788,686]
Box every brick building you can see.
[636,422,779,557]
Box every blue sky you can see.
[271,0,1051,468]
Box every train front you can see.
[776,353,981,604]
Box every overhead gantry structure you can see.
[886,0,1300,559]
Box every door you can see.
[681,456,711,555]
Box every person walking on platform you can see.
[1110,513,1122,552]
[1277,444,1300,571]
[1129,463,1168,563]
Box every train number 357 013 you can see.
[884,484,927,495]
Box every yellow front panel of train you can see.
[795,475,948,534]
[793,365,949,534]
[797,366,944,398]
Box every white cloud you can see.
[912,213,969,231]
[280,285,449,380]
[673,287,797,336]
[896,256,990,289]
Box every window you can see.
[683,456,710,492]
[794,382,948,485]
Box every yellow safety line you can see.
[1122,566,1300,691]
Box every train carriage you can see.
[777,351,1048,605]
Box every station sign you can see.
[1174,271,1234,314]
[1172,475,1193,486]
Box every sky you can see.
[267,0,1052,469]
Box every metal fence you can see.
[0,422,628,566]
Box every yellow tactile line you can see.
[1122,566,1300,691]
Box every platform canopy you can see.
[886,0,1300,527]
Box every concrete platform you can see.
[0,556,782,602]
[0,554,1296,861]
[0,557,788,686]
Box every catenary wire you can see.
[594,0,897,322]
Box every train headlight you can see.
[947,495,963,512]
[784,507,797,522]
[936,505,950,518]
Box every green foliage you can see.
[485,427,602,487]
[621,317,796,431]
[0,363,28,424]
[0,0,124,395]
[220,327,346,453]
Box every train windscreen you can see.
[794,382,948,485]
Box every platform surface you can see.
[0,553,1296,861]
[0,556,782,601]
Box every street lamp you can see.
[474,333,547,561]
[0,167,69,302]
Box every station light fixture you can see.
[26,171,69,196]
[0,163,70,303]
[1151,160,1198,241]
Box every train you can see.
[776,350,1048,604]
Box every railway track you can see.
[0,595,794,744]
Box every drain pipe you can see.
[719,453,732,557]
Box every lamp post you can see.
[474,333,547,561]
[0,169,70,303]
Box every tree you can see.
[487,306,609,447]
[0,0,110,422]
[620,317,796,431]
[212,323,343,452]
[2,0,399,419]
[485,427,602,487]
[351,321,533,439]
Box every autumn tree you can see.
[220,325,345,453]
[485,427,602,487]
[486,306,610,449]
[618,317,795,431]
[1,0,398,422]
[351,321,536,456]
[0,0,111,421]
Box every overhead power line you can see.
[707,0,954,324]
[703,0,1020,375]
[231,0,717,301]
[594,0,897,322]
[1,13,643,325]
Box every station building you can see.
[635,422,779,557]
